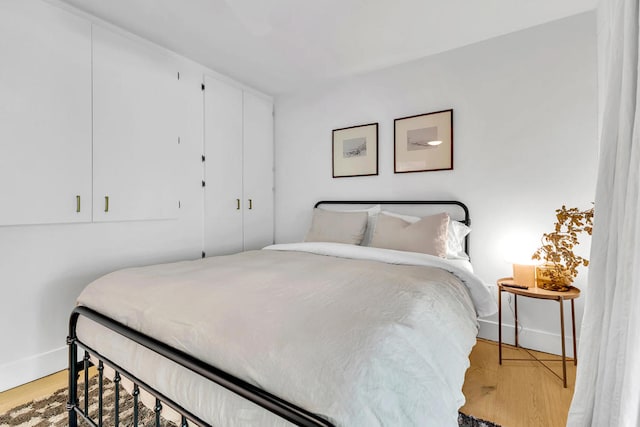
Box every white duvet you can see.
[76,243,496,427]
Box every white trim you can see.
[0,346,67,392]
[478,319,579,358]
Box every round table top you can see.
[497,277,580,300]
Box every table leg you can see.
[571,298,577,365]
[514,294,518,348]
[498,288,502,364]
[559,299,567,388]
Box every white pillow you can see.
[378,210,470,259]
[447,220,471,259]
[357,205,381,246]
[380,210,421,223]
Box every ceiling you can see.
[56,0,597,95]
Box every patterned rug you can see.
[0,376,500,426]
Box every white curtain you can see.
[567,0,640,426]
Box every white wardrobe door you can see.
[203,76,243,255]
[92,25,179,222]
[0,1,92,226]
[242,92,274,250]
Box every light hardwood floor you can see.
[0,339,574,426]
[0,369,69,414]
[462,339,576,427]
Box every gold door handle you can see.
[76,195,81,213]
[236,199,240,210]
[105,196,109,213]
[248,199,253,210]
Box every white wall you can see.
[274,12,598,355]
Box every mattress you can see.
[76,242,496,427]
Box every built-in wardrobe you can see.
[0,0,274,247]
[203,76,274,256]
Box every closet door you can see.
[0,1,92,226]
[203,76,244,255]
[242,92,274,250]
[92,25,179,222]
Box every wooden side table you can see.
[497,277,580,388]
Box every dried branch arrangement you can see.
[532,205,594,290]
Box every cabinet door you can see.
[203,76,243,255]
[92,26,179,222]
[242,92,274,250]
[0,1,92,226]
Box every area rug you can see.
[0,376,501,426]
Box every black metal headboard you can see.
[314,200,471,258]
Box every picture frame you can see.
[394,109,453,173]
[332,122,378,178]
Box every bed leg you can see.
[67,336,78,427]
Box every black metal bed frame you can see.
[67,200,470,427]
[67,307,334,427]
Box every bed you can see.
[67,200,496,427]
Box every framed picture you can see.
[394,109,453,173]
[332,123,378,178]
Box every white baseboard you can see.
[478,318,579,358]
[0,346,67,392]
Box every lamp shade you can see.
[513,263,536,288]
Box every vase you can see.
[535,264,572,292]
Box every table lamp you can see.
[503,234,539,288]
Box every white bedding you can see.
[265,243,495,317]
[76,243,496,427]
